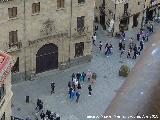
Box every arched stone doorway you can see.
[119,17,129,31]
[36,43,58,73]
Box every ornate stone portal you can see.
[40,19,57,37]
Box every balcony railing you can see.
[9,42,22,49]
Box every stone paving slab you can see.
[11,22,160,120]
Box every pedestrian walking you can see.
[121,31,125,38]
[72,73,75,80]
[68,87,73,99]
[140,40,144,51]
[127,48,131,58]
[88,85,92,96]
[119,40,123,50]
[76,92,80,103]
[77,82,81,90]
[82,72,86,82]
[79,73,83,82]
[92,33,96,45]
[36,99,42,111]
[137,33,140,41]
[40,110,45,120]
[105,43,108,49]
[76,72,81,80]
[132,45,137,59]
[120,43,125,58]
[46,110,51,119]
[105,43,109,56]
[51,82,55,94]
[137,46,141,55]
[91,72,97,84]
[86,70,92,81]
[108,44,113,55]
[99,41,103,51]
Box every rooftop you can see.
[0,51,13,85]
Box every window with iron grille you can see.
[8,7,17,18]
[57,0,64,9]
[77,16,85,33]
[32,2,40,14]
[75,42,84,57]
[0,84,5,103]
[9,30,18,47]
[78,0,85,4]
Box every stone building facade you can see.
[142,0,160,25]
[0,51,13,120]
[105,0,145,34]
[0,0,94,82]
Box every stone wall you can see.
[0,0,94,82]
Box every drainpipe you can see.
[141,3,145,28]
[113,1,116,35]
[23,0,27,80]
[69,0,73,65]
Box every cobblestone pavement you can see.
[11,22,160,120]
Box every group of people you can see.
[39,110,60,120]
[92,24,153,59]
[34,99,60,120]
[119,37,144,59]
[92,33,113,56]
[67,70,96,103]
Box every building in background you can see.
[0,0,94,83]
[94,0,106,27]
[104,0,145,34]
[144,0,159,23]
[0,51,13,120]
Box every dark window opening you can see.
[75,42,84,57]
[77,16,85,33]
[78,0,85,4]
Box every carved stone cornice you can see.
[28,33,68,46]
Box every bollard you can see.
[26,96,29,103]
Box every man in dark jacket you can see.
[88,85,92,96]
[46,110,51,118]
[51,82,55,94]
[76,72,81,80]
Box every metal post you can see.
[69,0,73,64]
[23,0,27,80]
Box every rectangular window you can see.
[9,30,18,47]
[8,7,17,18]
[32,2,40,14]
[75,42,84,57]
[78,0,85,4]
[77,16,85,33]
[57,0,64,9]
